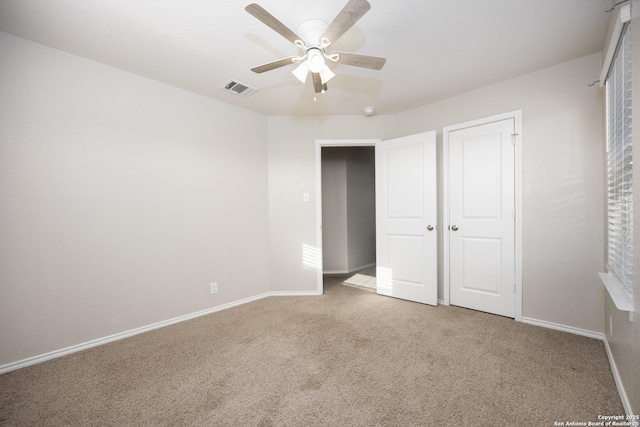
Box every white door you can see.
[375,131,437,305]
[448,118,516,317]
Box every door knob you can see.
[427,225,434,231]
[451,225,459,231]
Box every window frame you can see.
[605,23,633,294]
[599,4,634,312]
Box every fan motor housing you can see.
[297,19,329,46]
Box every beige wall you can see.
[604,0,640,414]
[0,32,271,366]
[268,116,395,292]
[395,53,605,333]
[268,53,605,334]
[0,29,613,375]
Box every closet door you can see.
[375,131,437,305]
[447,118,516,317]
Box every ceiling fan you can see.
[245,0,386,94]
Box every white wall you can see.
[268,53,605,333]
[0,32,271,366]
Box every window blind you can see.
[606,24,633,293]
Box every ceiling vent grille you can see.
[221,80,257,98]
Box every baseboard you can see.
[323,263,376,275]
[520,317,603,340]
[0,290,318,374]
[349,263,376,273]
[520,317,634,413]
[602,334,634,415]
[268,290,322,296]
[5,296,629,418]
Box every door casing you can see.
[442,111,523,321]
[315,139,380,294]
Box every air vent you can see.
[221,80,257,98]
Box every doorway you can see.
[321,146,377,280]
[316,140,379,295]
[315,133,438,306]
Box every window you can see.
[605,23,633,294]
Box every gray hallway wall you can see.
[321,147,376,273]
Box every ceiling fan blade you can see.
[312,73,325,93]
[245,3,302,44]
[334,51,386,70]
[251,57,297,73]
[322,0,371,44]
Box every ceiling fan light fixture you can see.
[306,49,325,73]
[246,0,386,94]
[292,61,309,83]
[319,64,335,84]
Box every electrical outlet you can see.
[609,315,613,336]
[210,282,218,295]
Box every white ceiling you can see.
[0,0,611,116]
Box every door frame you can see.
[442,111,523,320]
[315,139,380,294]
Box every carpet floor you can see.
[0,274,624,426]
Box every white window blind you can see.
[605,24,633,293]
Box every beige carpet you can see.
[0,274,623,426]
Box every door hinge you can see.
[513,283,517,293]
[512,210,516,220]
[511,133,518,145]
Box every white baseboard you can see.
[268,290,322,296]
[0,291,318,375]
[323,263,376,275]
[520,316,635,413]
[4,296,632,417]
[521,317,633,414]
[603,334,634,415]
[520,317,603,340]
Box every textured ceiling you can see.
[0,0,611,116]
